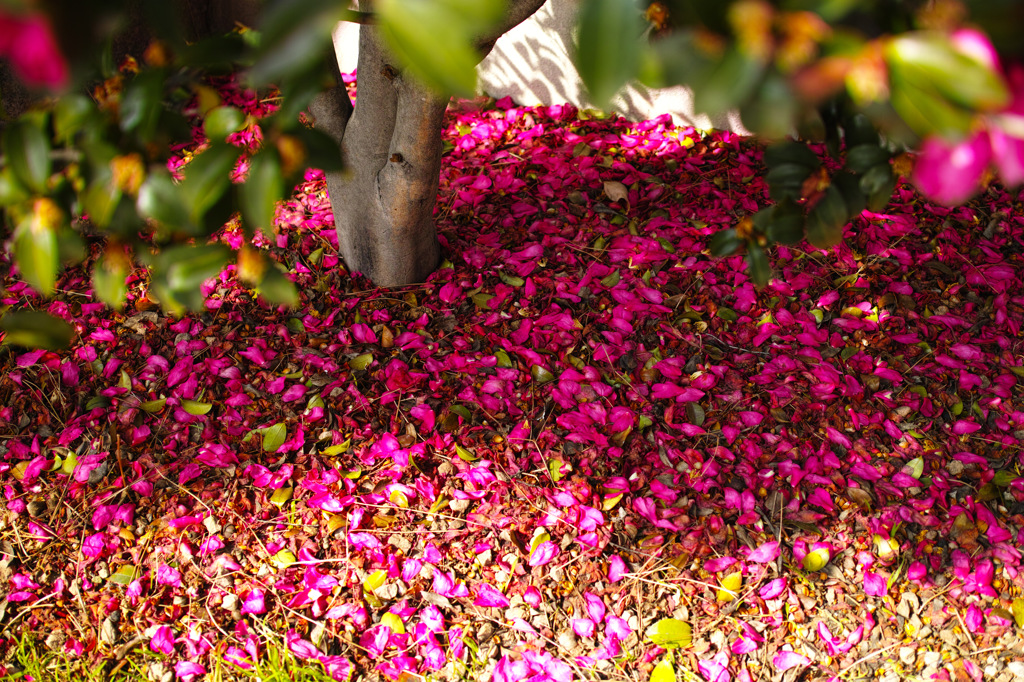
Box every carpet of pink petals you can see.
[1,78,1024,681]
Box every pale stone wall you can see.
[331,1,747,132]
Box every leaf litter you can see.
[1,75,1024,681]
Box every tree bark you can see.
[314,0,546,287]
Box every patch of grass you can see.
[0,631,343,682]
[0,634,118,682]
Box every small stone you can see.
[222,594,239,611]
[100,616,119,645]
[899,646,916,666]
[921,651,942,667]
[1007,662,1024,677]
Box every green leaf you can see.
[805,185,849,249]
[740,73,799,140]
[120,70,166,142]
[886,33,1008,114]
[82,177,121,228]
[843,112,880,147]
[108,565,140,585]
[179,143,240,223]
[455,445,478,462]
[54,94,95,142]
[137,167,194,233]
[576,0,644,106]
[255,264,299,307]
[499,271,525,287]
[765,163,815,201]
[685,402,705,427]
[646,618,692,649]
[13,209,60,295]
[746,243,771,287]
[862,164,897,211]
[181,400,213,416]
[92,250,129,309]
[764,141,821,170]
[531,365,555,383]
[833,171,866,216]
[247,0,353,86]
[139,398,166,413]
[0,310,74,349]
[240,148,284,235]
[377,0,501,96]
[0,167,30,206]
[147,243,231,313]
[693,48,764,115]
[204,106,246,140]
[288,127,346,177]
[888,72,976,139]
[845,145,891,174]
[4,118,51,192]
[762,201,805,245]
[708,228,741,257]
[262,422,287,452]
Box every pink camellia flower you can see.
[912,133,992,206]
[0,12,69,89]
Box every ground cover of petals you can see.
[2,78,1024,682]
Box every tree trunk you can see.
[312,0,546,287]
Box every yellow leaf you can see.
[650,657,676,682]
[1012,597,1024,628]
[646,618,692,649]
[181,399,213,416]
[380,612,405,634]
[327,514,346,534]
[602,493,623,511]
[139,398,166,413]
[322,440,351,456]
[349,353,374,370]
[363,569,387,593]
[548,458,568,482]
[271,549,296,569]
[803,547,831,572]
[270,486,293,507]
[455,445,478,462]
[529,528,551,557]
[108,565,140,585]
[717,571,743,602]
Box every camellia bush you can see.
[1,0,1023,346]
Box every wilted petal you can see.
[864,571,887,597]
[608,555,627,583]
[748,541,780,563]
[759,577,787,599]
[150,626,175,654]
[572,618,596,638]
[473,583,510,608]
[773,651,810,671]
[964,604,984,633]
